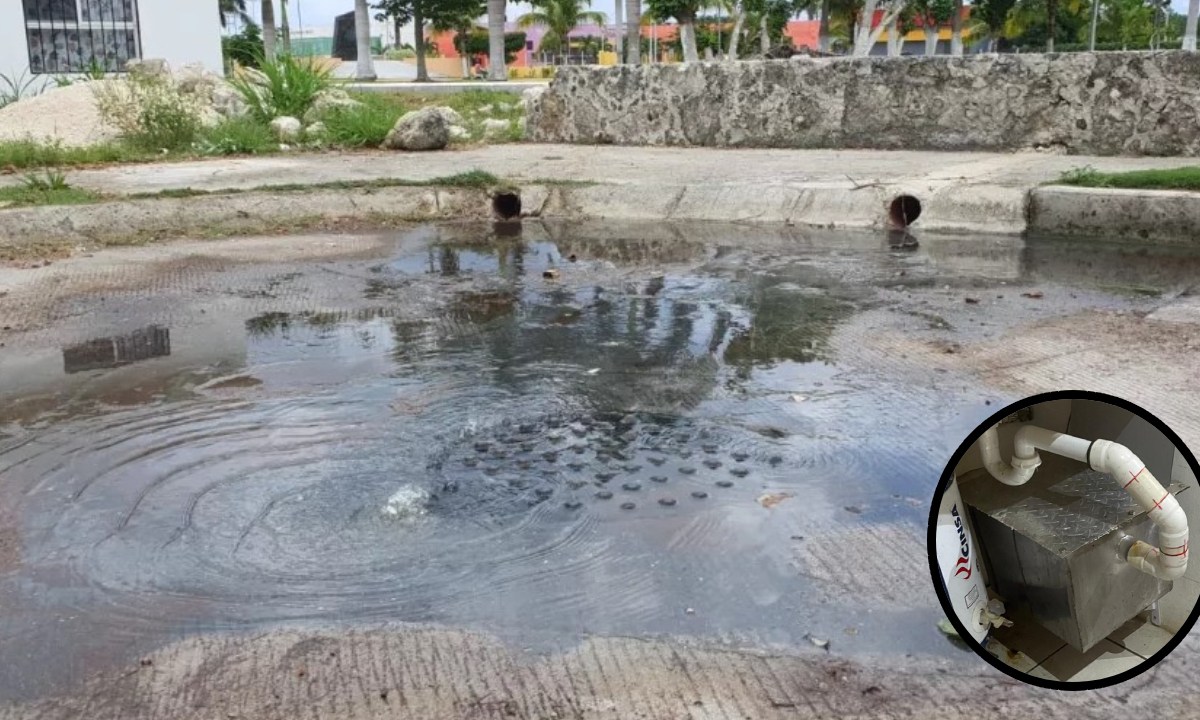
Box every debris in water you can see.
[937,618,960,637]
[843,505,863,514]
[965,297,980,304]
[685,607,695,615]
[806,635,830,652]
[586,368,600,375]
[381,485,430,519]
[716,480,734,489]
[790,394,807,403]
[691,491,708,499]
[758,492,793,508]
[658,497,677,506]
[1021,291,1044,299]
[620,502,636,510]
[543,269,560,280]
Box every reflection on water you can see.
[62,325,171,374]
[1,223,1193,701]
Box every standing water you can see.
[1,222,1197,701]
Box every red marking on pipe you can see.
[1124,466,1146,489]
[1164,542,1189,558]
[1153,492,1169,511]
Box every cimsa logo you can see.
[951,504,972,580]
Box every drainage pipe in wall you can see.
[978,424,1189,580]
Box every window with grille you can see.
[23,0,142,74]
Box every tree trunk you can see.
[887,15,900,56]
[1046,0,1056,52]
[950,0,963,56]
[262,0,277,61]
[354,0,376,79]
[818,0,831,52]
[854,0,903,56]
[727,5,745,60]
[614,0,625,61]
[761,14,770,54]
[414,2,429,82]
[924,16,938,55]
[626,0,641,64]
[681,17,700,62]
[488,0,507,80]
[458,25,471,78]
[1186,0,1200,51]
[280,1,292,54]
[394,17,403,50]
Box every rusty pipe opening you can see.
[888,194,922,228]
[492,192,522,220]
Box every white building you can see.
[3,0,222,88]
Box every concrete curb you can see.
[0,179,1032,250]
[1,181,1189,250]
[1029,186,1200,242]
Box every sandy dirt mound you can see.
[0,82,121,147]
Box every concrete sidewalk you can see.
[3,144,1198,238]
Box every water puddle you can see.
[1,223,1196,699]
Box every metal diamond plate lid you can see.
[964,465,1185,557]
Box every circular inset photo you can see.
[928,390,1200,689]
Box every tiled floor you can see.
[984,605,1174,682]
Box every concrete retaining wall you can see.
[528,52,1200,156]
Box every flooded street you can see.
[2,221,1199,718]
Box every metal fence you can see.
[22,0,142,74]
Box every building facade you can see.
[3,0,222,88]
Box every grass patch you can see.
[320,94,407,147]
[0,139,157,169]
[195,117,279,156]
[230,54,335,123]
[1056,166,1200,191]
[0,172,100,207]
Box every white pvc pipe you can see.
[978,424,1189,580]
[1090,439,1189,581]
[978,425,1039,486]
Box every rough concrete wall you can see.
[528,52,1200,156]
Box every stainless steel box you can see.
[958,456,1184,653]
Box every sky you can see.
[244,0,1194,33]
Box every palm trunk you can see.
[394,17,403,50]
[614,0,625,60]
[681,15,700,62]
[818,0,831,52]
[727,5,745,60]
[951,0,963,55]
[760,14,770,54]
[1046,0,1057,52]
[280,1,292,54]
[1186,0,1199,51]
[488,0,507,79]
[354,0,377,80]
[924,16,938,55]
[626,0,642,64]
[414,3,429,81]
[262,0,277,61]
[887,15,900,56]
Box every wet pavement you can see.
[1,221,1199,710]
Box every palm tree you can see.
[519,0,606,64]
[262,0,277,60]
[355,0,378,80]
[646,0,704,61]
[280,0,293,55]
[219,0,251,28]
[1186,0,1199,50]
[626,0,643,63]
[488,0,507,79]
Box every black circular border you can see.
[926,389,1200,691]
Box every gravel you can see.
[0,82,122,148]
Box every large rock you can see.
[269,116,303,141]
[522,86,546,116]
[125,58,169,80]
[527,52,1200,156]
[303,88,364,123]
[428,106,465,126]
[382,107,450,150]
